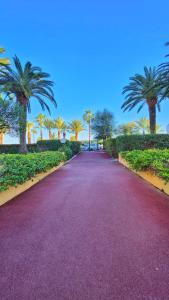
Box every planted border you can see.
[0,151,65,192]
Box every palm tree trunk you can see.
[0,133,3,144]
[58,130,61,140]
[49,130,52,140]
[148,104,156,134]
[75,132,78,141]
[40,128,43,140]
[89,122,91,150]
[19,104,27,153]
[28,131,31,144]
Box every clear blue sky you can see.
[1,0,169,141]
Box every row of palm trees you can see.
[26,115,84,144]
[122,43,169,134]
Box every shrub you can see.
[116,134,169,153]
[121,149,169,182]
[0,151,65,191]
[58,145,73,160]
[69,141,81,155]
[104,138,117,157]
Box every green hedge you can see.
[121,149,169,182]
[0,151,65,191]
[104,138,118,157]
[0,140,81,155]
[0,144,37,154]
[104,134,169,156]
[116,134,169,152]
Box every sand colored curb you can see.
[119,154,169,196]
[0,163,64,207]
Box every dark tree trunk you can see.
[148,103,156,134]
[19,104,28,153]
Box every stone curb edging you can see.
[0,153,79,207]
[119,154,169,196]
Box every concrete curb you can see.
[119,154,169,196]
[0,153,80,207]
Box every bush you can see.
[58,145,73,160]
[121,149,169,182]
[116,134,169,152]
[69,141,81,155]
[104,138,118,157]
[0,151,65,191]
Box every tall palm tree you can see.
[36,113,46,141]
[69,120,84,141]
[54,117,66,140]
[83,110,94,150]
[158,42,169,99]
[121,67,162,134]
[0,56,57,153]
[0,48,9,65]
[44,118,54,140]
[26,121,34,144]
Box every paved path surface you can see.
[1,152,169,300]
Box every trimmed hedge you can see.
[0,144,37,154]
[37,140,81,155]
[104,138,118,158]
[116,134,169,152]
[0,140,81,155]
[0,151,65,191]
[104,134,169,156]
[121,149,169,182]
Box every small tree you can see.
[69,120,84,141]
[54,117,66,140]
[36,113,45,140]
[92,109,114,141]
[44,118,54,140]
[116,122,139,135]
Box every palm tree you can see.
[0,48,9,65]
[121,67,162,134]
[36,113,46,141]
[0,56,57,153]
[157,42,169,99]
[135,118,149,134]
[117,122,139,135]
[54,117,66,140]
[26,121,34,144]
[44,118,54,140]
[83,110,94,150]
[69,120,84,141]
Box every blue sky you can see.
[1,0,169,141]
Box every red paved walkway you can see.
[1,152,169,300]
